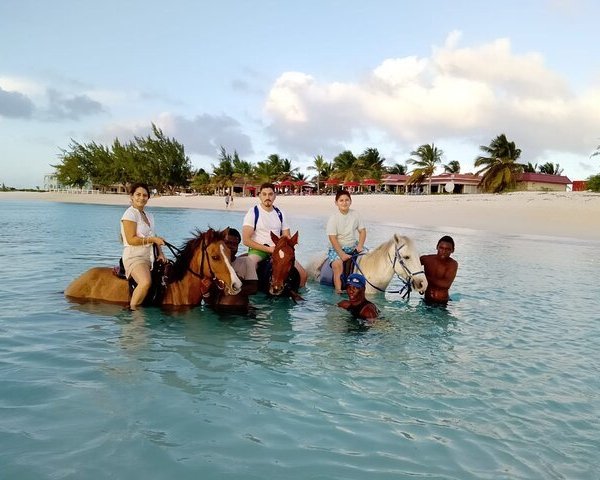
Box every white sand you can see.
[2,190,599,241]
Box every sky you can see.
[1,0,600,188]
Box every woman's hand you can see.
[151,236,166,246]
[340,252,351,261]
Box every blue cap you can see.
[346,273,366,289]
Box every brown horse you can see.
[257,231,303,301]
[65,228,242,307]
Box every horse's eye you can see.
[403,255,410,260]
[211,255,220,261]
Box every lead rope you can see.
[349,244,419,300]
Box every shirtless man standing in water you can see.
[420,236,458,305]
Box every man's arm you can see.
[438,260,458,289]
[242,225,274,253]
[427,259,458,290]
[360,303,379,320]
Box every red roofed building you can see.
[381,173,482,194]
[515,173,571,192]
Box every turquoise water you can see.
[1,199,599,479]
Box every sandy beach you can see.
[2,190,599,241]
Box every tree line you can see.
[52,125,600,194]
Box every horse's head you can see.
[195,229,242,295]
[269,231,298,296]
[392,234,428,294]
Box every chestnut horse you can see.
[257,231,303,301]
[65,228,242,307]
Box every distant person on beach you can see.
[337,273,379,322]
[420,235,458,305]
[225,193,233,209]
[327,189,366,293]
[242,182,307,287]
[120,182,166,310]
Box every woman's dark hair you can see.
[129,182,151,196]
[335,189,351,201]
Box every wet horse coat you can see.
[65,228,242,307]
[257,231,303,301]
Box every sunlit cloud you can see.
[264,32,600,166]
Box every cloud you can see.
[263,32,600,164]
[98,112,254,158]
[0,87,35,118]
[0,77,107,121]
[45,88,105,120]
[154,112,254,157]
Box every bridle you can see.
[164,238,226,291]
[351,242,424,300]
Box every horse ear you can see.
[393,233,400,244]
[270,231,280,244]
[290,231,299,246]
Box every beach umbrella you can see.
[361,178,380,185]
[324,179,340,186]
[278,180,294,187]
[343,181,360,187]
[294,180,307,187]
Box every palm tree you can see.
[386,162,407,175]
[332,150,362,182]
[538,162,563,175]
[443,160,461,174]
[277,157,299,182]
[232,154,255,196]
[254,159,279,184]
[407,143,444,194]
[358,148,386,180]
[522,162,538,173]
[591,143,600,158]
[307,154,329,194]
[474,134,523,193]
[211,146,235,194]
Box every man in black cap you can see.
[337,273,379,322]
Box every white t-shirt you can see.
[326,209,365,248]
[120,206,155,245]
[242,205,289,246]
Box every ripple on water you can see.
[1,201,599,479]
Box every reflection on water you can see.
[1,200,600,479]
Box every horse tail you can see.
[307,254,327,281]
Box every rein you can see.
[164,239,225,291]
[351,243,424,300]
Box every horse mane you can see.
[168,228,224,282]
[365,237,395,262]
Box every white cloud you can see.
[263,32,600,171]
[0,76,45,97]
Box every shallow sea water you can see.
[1,199,599,479]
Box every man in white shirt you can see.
[241,182,307,287]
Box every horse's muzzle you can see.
[269,283,284,296]
[412,275,428,294]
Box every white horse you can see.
[309,234,428,297]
